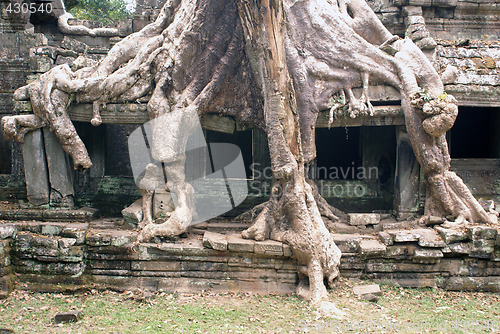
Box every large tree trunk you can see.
[2,0,497,311]
[236,0,342,311]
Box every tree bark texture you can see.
[2,0,497,308]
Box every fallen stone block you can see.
[348,213,381,226]
[202,231,228,251]
[121,199,143,225]
[353,284,381,297]
[361,293,378,302]
[425,216,445,226]
[54,310,83,324]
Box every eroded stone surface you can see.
[202,231,228,251]
[353,284,382,297]
[435,226,468,244]
[359,239,387,257]
[54,310,83,324]
[348,214,381,226]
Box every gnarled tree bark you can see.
[2,0,497,311]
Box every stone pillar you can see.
[43,128,75,208]
[394,126,421,219]
[22,129,50,206]
[22,128,75,208]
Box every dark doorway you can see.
[450,107,500,159]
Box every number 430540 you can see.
[5,2,53,14]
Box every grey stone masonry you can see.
[1,220,500,297]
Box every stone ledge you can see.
[0,207,99,222]
[1,220,500,296]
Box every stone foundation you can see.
[0,218,499,297]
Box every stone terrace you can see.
[0,213,499,298]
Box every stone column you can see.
[394,126,421,219]
[22,128,75,208]
[22,129,50,206]
[43,128,75,208]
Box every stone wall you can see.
[0,217,499,297]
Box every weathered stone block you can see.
[332,234,366,253]
[283,244,293,257]
[54,310,83,324]
[31,55,53,73]
[110,232,136,247]
[413,248,443,264]
[439,277,500,292]
[61,223,88,245]
[417,229,446,248]
[23,130,50,206]
[202,231,228,251]
[182,261,228,272]
[121,199,142,225]
[228,255,253,267]
[227,234,255,253]
[58,238,76,249]
[0,225,16,240]
[435,226,468,244]
[406,15,425,25]
[131,261,180,272]
[55,56,76,66]
[448,242,471,255]
[470,239,496,259]
[467,226,498,241]
[42,129,75,207]
[86,231,112,247]
[359,239,387,257]
[384,244,417,259]
[14,233,34,251]
[353,284,381,296]
[254,240,284,256]
[378,231,393,246]
[31,235,59,249]
[425,216,445,226]
[387,229,419,242]
[348,213,380,226]
[402,6,423,16]
[41,224,64,236]
[61,36,88,53]
[365,262,396,273]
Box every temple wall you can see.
[0,218,499,297]
[0,0,499,212]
